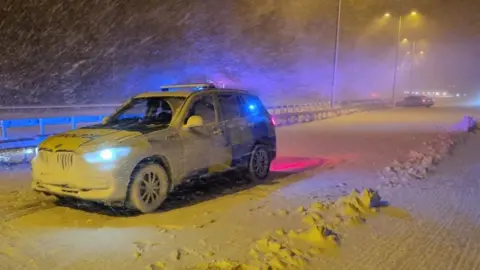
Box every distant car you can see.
[31,84,277,213]
[396,95,434,107]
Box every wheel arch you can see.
[253,136,276,160]
[129,155,173,191]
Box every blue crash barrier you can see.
[0,99,389,140]
[0,99,389,163]
[0,115,108,139]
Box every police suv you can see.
[31,84,277,213]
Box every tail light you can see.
[270,116,277,126]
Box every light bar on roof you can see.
[160,83,216,91]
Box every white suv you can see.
[31,84,277,213]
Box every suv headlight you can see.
[83,147,131,163]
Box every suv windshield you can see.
[92,96,186,131]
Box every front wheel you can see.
[127,163,169,213]
[54,195,76,205]
[246,145,272,182]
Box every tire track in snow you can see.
[341,224,408,270]
[0,200,56,223]
[397,189,457,270]
[447,166,480,270]
[394,157,479,269]
[395,137,480,270]
[418,147,480,270]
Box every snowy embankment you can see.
[190,189,383,270]
[380,115,476,188]
[184,115,479,269]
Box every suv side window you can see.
[185,95,216,124]
[239,94,267,116]
[218,94,242,120]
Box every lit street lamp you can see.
[387,10,419,106]
[409,41,426,92]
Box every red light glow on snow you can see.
[270,157,327,172]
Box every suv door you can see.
[180,94,231,176]
[239,94,276,159]
[217,93,253,166]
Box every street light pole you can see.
[391,15,402,106]
[331,0,342,108]
[408,40,417,92]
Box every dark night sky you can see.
[0,0,479,105]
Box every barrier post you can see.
[39,118,45,136]
[0,121,7,138]
[72,117,77,129]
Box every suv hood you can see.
[39,128,141,151]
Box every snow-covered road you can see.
[0,106,479,269]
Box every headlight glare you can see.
[100,149,113,160]
[84,147,131,163]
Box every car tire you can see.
[127,162,169,213]
[245,144,272,182]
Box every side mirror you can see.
[183,115,204,129]
[101,116,110,125]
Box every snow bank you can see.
[454,115,477,133]
[189,188,382,270]
[380,116,476,188]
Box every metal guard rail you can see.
[272,100,388,127]
[0,99,389,139]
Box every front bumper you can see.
[31,157,131,203]
[32,180,126,203]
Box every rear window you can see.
[239,94,269,116]
[218,94,243,120]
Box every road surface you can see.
[0,105,478,269]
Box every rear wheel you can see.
[245,145,272,182]
[127,163,169,213]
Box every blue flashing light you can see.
[247,103,260,116]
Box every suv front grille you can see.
[38,150,74,170]
[57,152,74,170]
